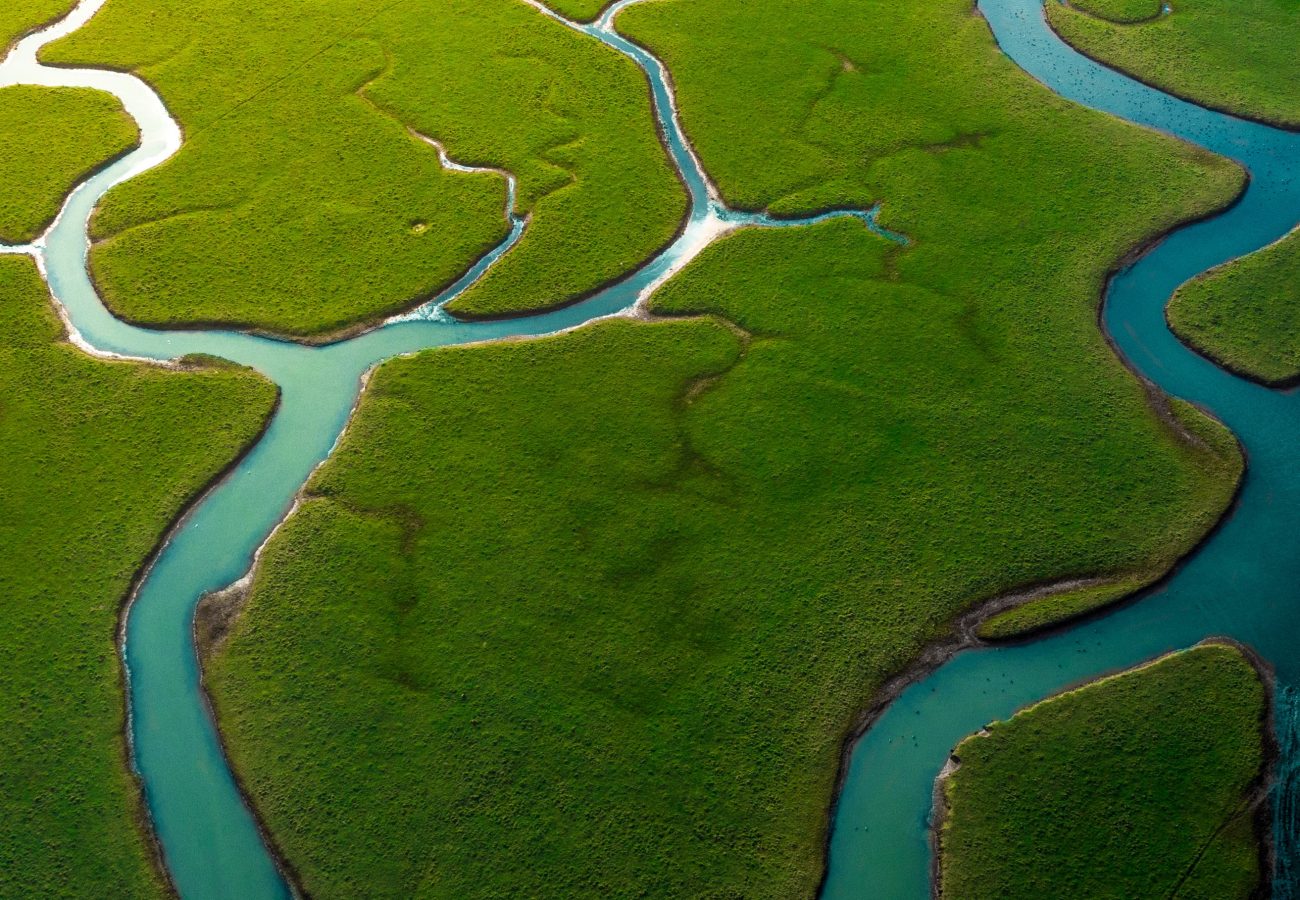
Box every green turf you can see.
[1047,0,1300,128]
[0,85,137,244]
[0,256,276,897]
[1066,0,1166,24]
[1168,230,1300,384]
[40,0,684,336]
[0,0,74,50]
[938,643,1267,899]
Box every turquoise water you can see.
[822,0,1300,897]
[0,1,900,897]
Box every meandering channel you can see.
[2,0,1296,896]
[0,1,900,897]
[822,0,1300,897]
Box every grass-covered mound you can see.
[40,0,684,335]
[0,85,137,244]
[1168,230,1300,385]
[0,0,73,50]
[938,643,1268,899]
[0,256,275,897]
[1047,0,1300,129]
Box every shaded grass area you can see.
[0,0,74,50]
[0,256,276,897]
[0,85,138,244]
[1169,229,1300,385]
[1047,0,1300,129]
[41,0,684,335]
[938,643,1267,899]
[1069,0,1166,24]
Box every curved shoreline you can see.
[925,637,1280,899]
[1161,223,1300,392]
[1044,7,1300,133]
[111,376,282,899]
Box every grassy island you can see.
[0,256,275,897]
[938,643,1268,899]
[41,0,684,336]
[202,0,1252,882]
[0,85,138,244]
[1047,0,1300,129]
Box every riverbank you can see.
[1046,0,1300,131]
[0,255,275,897]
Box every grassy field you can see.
[41,0,684,335]
[205,8,1249,880]
[0,85,137,244]
[938,643,1267,899]
[0,0,74,50]
[0,256,276,897]
[1047,0,1300,129]
[1068,0,1166,24]
[1168,231,1300,384]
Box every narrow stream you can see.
[0,1,897,897]
[822,0,1300,897]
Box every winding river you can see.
[1,0,1297,897]
[824,1,1300,898]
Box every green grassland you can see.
[0,256,276,896]
[0,85,138,244]
[0,0,74,50]
[938,643,1267,899]
[1047,0,1300,129]
[206,33,1247,888]
[40,0,684,336]
[1168,230,1300,384]
[1068,0,1167,23]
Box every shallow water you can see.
[0,1,898,897]
[821,0,1300,897]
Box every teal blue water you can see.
[822,0,1300,898]
[0,1,901,897]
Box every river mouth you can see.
[820,0,1300,897]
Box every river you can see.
[1,0,1296,897]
